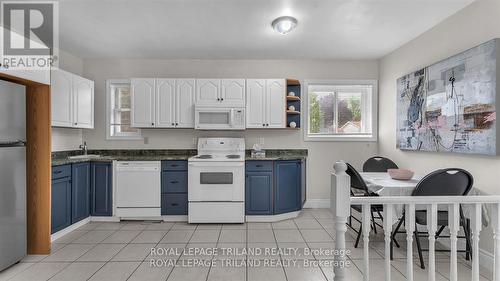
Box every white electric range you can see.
[188,138,245,223]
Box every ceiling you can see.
[57,0,475,60]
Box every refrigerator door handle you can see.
[0,140,26,147]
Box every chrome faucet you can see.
[79,141,88,155]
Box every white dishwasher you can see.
[114,161,161,218]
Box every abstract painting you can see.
[397,39,498,155]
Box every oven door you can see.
[188,161,244,201]
[195,107,245,130]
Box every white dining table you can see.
[359,172,489,226]
[360,172,423,196]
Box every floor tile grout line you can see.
[204,224,224,281]
[246,222,248,281]
[3,262,37,281]
[38,261,73,281]
[83,260,108,281]
[81,222,164,281]
[309,214,336,281]
[10,216,493,281]
[6,261,72,281]
[270,220,289,281]
[124,222,174,281]
[37,228,93,263]
[83,224,144,281]
[294,215,330,281]
[41,236,104,265]
[163,223,199,281]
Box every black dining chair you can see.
[390,168,473,269]
[363,156,399,172]
[346,163,384,248]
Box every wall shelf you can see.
[286,96,301,101]
[286,79,301,86]
[286,79,301,129]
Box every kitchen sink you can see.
[68,154,102,159]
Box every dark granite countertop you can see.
[52,149,307,166]
[245,149,307,161]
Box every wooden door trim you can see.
[0,72,51,254]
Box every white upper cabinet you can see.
[131,78,155,128]
[176,79,195,128]
[220,79,245,107]
[196,79,246,107]
[51,68,95,129]
[196,79,220,106]
[266,79,285,128]
[131,78,195,128]
[246,79,285,128]
[72,75,94,128]
[246,79,266,128]
[156,79,176,128]
[51,69,73,127]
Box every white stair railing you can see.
[331,161,500,281]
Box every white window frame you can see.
[106,79,143,140]
[303,79,378,142]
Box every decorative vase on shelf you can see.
[288,91,295,97]
[288,105,295,111]
[289,122,297,128]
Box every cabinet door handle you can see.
[256,165,263,167]
[171,203,179,206]
[171,123,174,126]
[151,123,154,126]
[220,98,224,101]
[170,181,179,184]
[217,98,220,101]
[171,164,178,167]
[54,170,62,174]
[175,123,178,126]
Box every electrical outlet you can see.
[258,137,264,146]
[192,137,197,146]
[143,137,149,144]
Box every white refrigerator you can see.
[0,80,27,271]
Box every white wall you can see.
[51,50,85,151]
[379,0,500,253]
[82,59,379,201]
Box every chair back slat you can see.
[363,156,399,172]
[346,163,371,195]
[412,168,473,197]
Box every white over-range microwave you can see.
[194,107,245,130]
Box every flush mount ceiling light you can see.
[271,16,298,35]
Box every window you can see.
[106,79,142,140]
[304,80,377,141]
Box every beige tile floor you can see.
[0,209,492,281]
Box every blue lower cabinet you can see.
[51,175,72,234]
[161,160,188,215]
[162,194,188,215]
[161,171,188,193]
[274,160,302,214]
[91,162,113,216]
[245,171,273,215]
[71,162,91,224]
